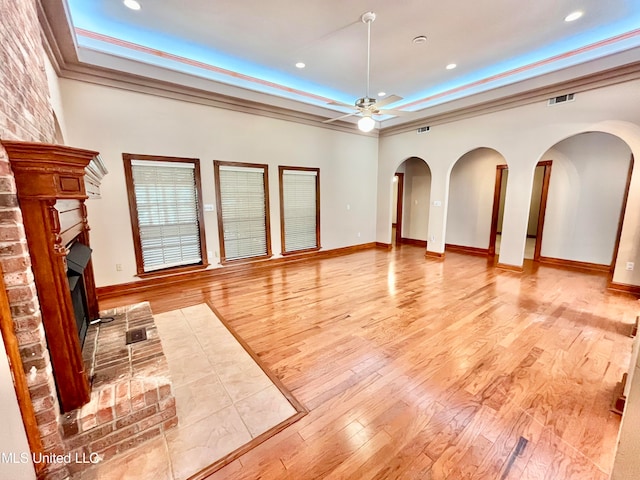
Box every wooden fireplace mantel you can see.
[4,141,101,412]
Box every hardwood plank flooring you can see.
[99,246,638,479]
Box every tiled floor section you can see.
[75,303,297,479]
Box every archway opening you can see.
[392,157,431,248]
[536,132,633,271]
[446,147,506,256]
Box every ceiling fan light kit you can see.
[323,11,405,132]
[358,114,376,133]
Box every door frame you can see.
[488,161,552,260]
[609,154,635,277]
[488,165,508,256]
[394,173,404,246]
[532,161,552,261]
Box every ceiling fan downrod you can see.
[361,11,376,102]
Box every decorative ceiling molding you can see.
[380,61,640,137]
[37,1,375,137]
[399,28,640,112]
[59,62,380,136]
[36,0,640,138]
[75,28,337,106]
[38,0,79,70]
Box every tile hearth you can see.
[75,303,300,479]
[64,302,178,477]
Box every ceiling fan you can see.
[323,11,405,132]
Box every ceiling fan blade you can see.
[374,94,403,108]
[328,99,356,109]
[322,112,358,124]
[375,108,407,116]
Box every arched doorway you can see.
[536,132,633,271]
[446,147,506,255]
[392,157,431,248]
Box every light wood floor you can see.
[100,246,639,480]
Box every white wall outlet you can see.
[433,200,442,207]
[204,204,214,212]
[626,262,635,271]
[357,232,361,238]
[207,250,213,259]
[430,235,436,242]
[115,264,122,271]
[346,204,351,211]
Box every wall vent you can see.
[417,126,430,134]
[548,93,575,106]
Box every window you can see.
[279,166,320,254]
[123,154,208,275]
[214,161,272,263]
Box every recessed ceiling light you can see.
[123,0,141,10]
[564,11,583,22]
[378,92,386,97]
[412,36,428,45]
[295,62,306,69]
[446,63,457,70]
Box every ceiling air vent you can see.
[548,93,575,106]
[417,126,430,134]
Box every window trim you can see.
[279,166,321,256]
[214,160,272,264]
[123,153,209,277]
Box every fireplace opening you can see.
[67,242,93,347]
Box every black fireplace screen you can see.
[67,242,92,347]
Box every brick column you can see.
[1,0,69,478]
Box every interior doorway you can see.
[392,173,404,246]
[489,161,552,260]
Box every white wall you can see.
[59,80,379,287]
[446,148,505,248]
[43,55,68,143]
[540,132,631,265]
[0,337,36,479]
[401,158,431,241]
[377,78,640,286]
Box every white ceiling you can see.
[60,0,640,129]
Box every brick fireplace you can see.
[2,141,178,478]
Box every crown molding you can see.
[37,1,640,139]
[38,0,78,71]
[379,60,640,137]
[60,61,380,136]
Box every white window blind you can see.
[131,159,202,272]
[218,165,269,261]
[282,169,318,252]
